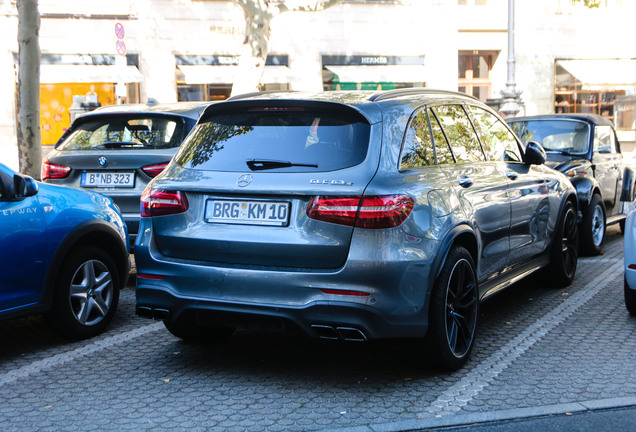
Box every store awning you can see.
[177,65,292,84]
[557,59,636,90]
[325,65,426,83]
[40,64,144,84]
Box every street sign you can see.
[115,22,125,40]
[116,39,127,56]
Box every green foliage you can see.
[572,0,601,8]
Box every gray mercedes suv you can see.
[134,89,578,370]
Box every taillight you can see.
[140,188,189,217]
[141,162,169,178]
[306,195,414,229]
[41,159,71,180]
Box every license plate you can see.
[205,199,290,226]
[81,171,135,188]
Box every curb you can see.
[317,397,636,432]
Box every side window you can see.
[429,109,455,165]
[594,126,616,154]
[431,105,485,163]
[469,106,521,162]
[400,109,434,169]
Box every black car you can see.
[508,114,635,255]
[41,101,212,247]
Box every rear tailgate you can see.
[147,100,382,269]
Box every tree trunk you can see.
[231,0,273,97]
[230,0,343,97]
[17,0,42,178]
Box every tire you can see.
[548,201,579,287]
[164,315,234,343]
[425,246,479,371]
[580,194,606,256]
[45,246,120,339]
[625,278,636,316]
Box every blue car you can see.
[0,162,129,338]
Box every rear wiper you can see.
[246,159,318,171]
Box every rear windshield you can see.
[174,108,371,172]
[56,115,187,151]
[509,119,590,155]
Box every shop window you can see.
[458,50,497,102]
[176,83,287,102]
[554,63,625,121]
[40,83,117,146]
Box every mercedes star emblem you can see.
[237,174,253,187]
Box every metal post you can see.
[500,0,523,117]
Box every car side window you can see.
[429,108,455,165]
[469,106,521,162]
[431,105,485,163]
[400,108,434,169]
[594,126,616,154]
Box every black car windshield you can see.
[175,109,371,172]
[57,115,186,151]
[509,119,590,155]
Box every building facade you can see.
[1,0,635,170]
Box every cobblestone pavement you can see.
[1,227,634,432]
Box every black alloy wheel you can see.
[549,201,579,287]
[426,246,479,371]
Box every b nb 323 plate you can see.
[204,199,290,226]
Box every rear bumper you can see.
[135,284,428,340]
[134,216,442,340]
[122,213,139,249]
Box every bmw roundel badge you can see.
[98,156,108,168]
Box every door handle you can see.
[506,171,518,180]
[458,177,473,188]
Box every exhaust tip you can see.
[311,324,339,340]
[336,327,367,342]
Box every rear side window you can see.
[469,106,521,162]
[594,125,617,154]
[175,108,371,172]
[400,109,434,169]
[57,115,186,151]
[431,105,485,163]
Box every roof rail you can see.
[369,88,478,102]
[226,90,298,101]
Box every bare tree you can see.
[17,0,42,178]
[231,0,343,96]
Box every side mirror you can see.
[525,141,546,165]
[13,174,38,200]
